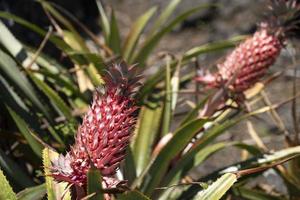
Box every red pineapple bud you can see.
[196,0,300,96]
[50,62,141,188]
[217,27,282,93]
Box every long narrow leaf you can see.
[61,30,102,86]
[159,142,229,200]
[123,147,137,185]
[17,184,46,200]
[161,142,260,196]
[6,106,43,157]
[232,186,286,200]
[181,146,300,199]
[0,49,51,119]
[0,148,34,189]
[0,168,17,200]
[180,95,210,126]
[118,190,151,200]
[109,10,122,55]
[194,173,237,200]
[41,1,90,53]
[133,4,215,66]
[0,12,72,53]
[132,103,163,176]
[29,72,74,120]
[148,0,182,36]
[87,166,103,200]
[0,11,102,86]
[0,75,45,132]
[0,21,40,72]
[137,36,245,100]
[34,68,87,104]
[96,0,110,43]
[161,59,172,136]
[122,7,156,62]
[43,148,71,200]
[0,20,23,58]
[138,118,209,195]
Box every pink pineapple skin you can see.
[51,62,141,187]
[196,0,300,94]
[196,28,282,93]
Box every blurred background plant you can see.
[0,0,300,199]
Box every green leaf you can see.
[123,147,137,185]
[137,118,209,195]
[0,148,34,189]
[160,112,250,192]
[118,190,151,200]
[0,74,46,133]
[132,102,163,176]
[165,106,276,199]
[17,184,46,200]
[163,143,228,188]
[0,75,29,113]
[133,4,214,66]
[41,1,90,52]
[87,166,103,200]
[183,35,247,60]
[148,0,182,37]
[33,68,86,104]
[0,21,43,81]
[158,143,229,200]
[61,30,102,86]
[41,1,74,31]
[0,12,73,54]
[232,186,286,200]
[68,51,104,71]
[0,20,41,74]
[278,168,300,198]
[43,148,71,200]
[0,20,23,58]
[122,7,156,62]
[0,66,64,145]
[195,173,237,200]
[137,36,245,100]
[0,168,17,200]
[29,72,73,120]
[161,59,172,136]
[0,49,51,119]
[0,11,102,86]
[6,106,43,157]
[182,146,300,199]
[43,148,55,200]
[220,146,300,176]
[96,0,110,43]
[180,95,210,126]
[162,142,260,194]
[109,10,122,55]
[26,48,63,73]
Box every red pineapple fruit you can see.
[196,0,300,96]
[50,62,141,190]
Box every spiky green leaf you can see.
[87,166,103,200]
[0,168,17,200]
[17,184,46,200]
[194,173,237,200]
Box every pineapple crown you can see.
[261,0,300,40]
[101,61,142,98]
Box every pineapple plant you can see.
[0,0,300,200]
[196,0,300,98]
[50,62,141,198]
